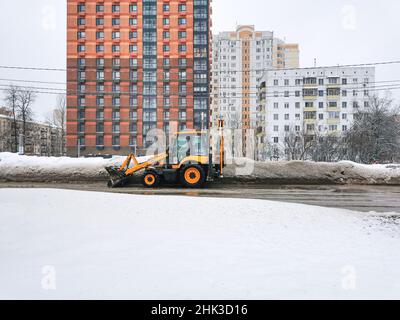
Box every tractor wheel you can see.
[142,171,160,188]
[180,165,206,189]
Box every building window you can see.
[128,122,137,133]
[163,58,170,68]
[112,124,120,134]
[130,111,138,120]
[96,135,104,146]
[112,110,120,120]
[112,71,120,80]
[78,84,86,93]
[96,18,104,26]
[96,58,105,67]
[113,58,121,68]
[96,96,104,107]
[96,31,104,39]
[179,58,187,68]
[77,3,86,12]
[112,4,120,13]
[112,136,120,146]
[130,58,138,68]
[78,71,86,81]
[163,31,170,39]
[78,123,85,134]
[78,136,85,147]
[96,83,104,93]
[178,111,187,121]
[164,111,170,121]
[78,97,85,107]
[96,3,104,12]
[130,44,138,53]
[96,45,104,53]
[113,97,121,108]
[130,31,138,39]
[178,31,187,39]
[112,31,120,39]
[96,71,104,80]
[130,4,138,13]
[96,122,104,133]
[96,110,104,120]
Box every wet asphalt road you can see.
[1,182,400,213]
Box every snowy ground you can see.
[1,152,400,185]
[0,188,399,300]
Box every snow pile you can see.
[0,188,399,299]
[1,152,400,185]
[224,158,400,185]
[0,152,146,182]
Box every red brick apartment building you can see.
[67,0,212,156]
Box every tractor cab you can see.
[170,131,209,164]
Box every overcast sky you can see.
[0,0,399,120]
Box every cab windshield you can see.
[173,133,209,162]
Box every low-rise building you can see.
[255,66,376,160]
[0,112,64,156]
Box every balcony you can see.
[304,104,317,112]
[303,95,318,101]
[304,118,317,125]
[303,78,317,88]
[327,118,341,125]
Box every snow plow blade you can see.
[105,166,129,188]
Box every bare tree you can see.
[46,94,66,156]
[263,142,283,161]
[311,133,342,162]
[4,86,20,152]
[225,111,242,130]
[17,89,36,150]
[344,96,400,164]
[223,111,242,158]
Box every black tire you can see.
[142,171,160,188]
[180,164,206,189]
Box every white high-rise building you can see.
[255,66,376,161]
[211,25,299,153]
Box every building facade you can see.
[256,66,376,161]
[211,25,299,131]
[67,0,211,156]
[0,114,64,156]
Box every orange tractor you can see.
[106,122,225,188]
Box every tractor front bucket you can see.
[105,166,129,188]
